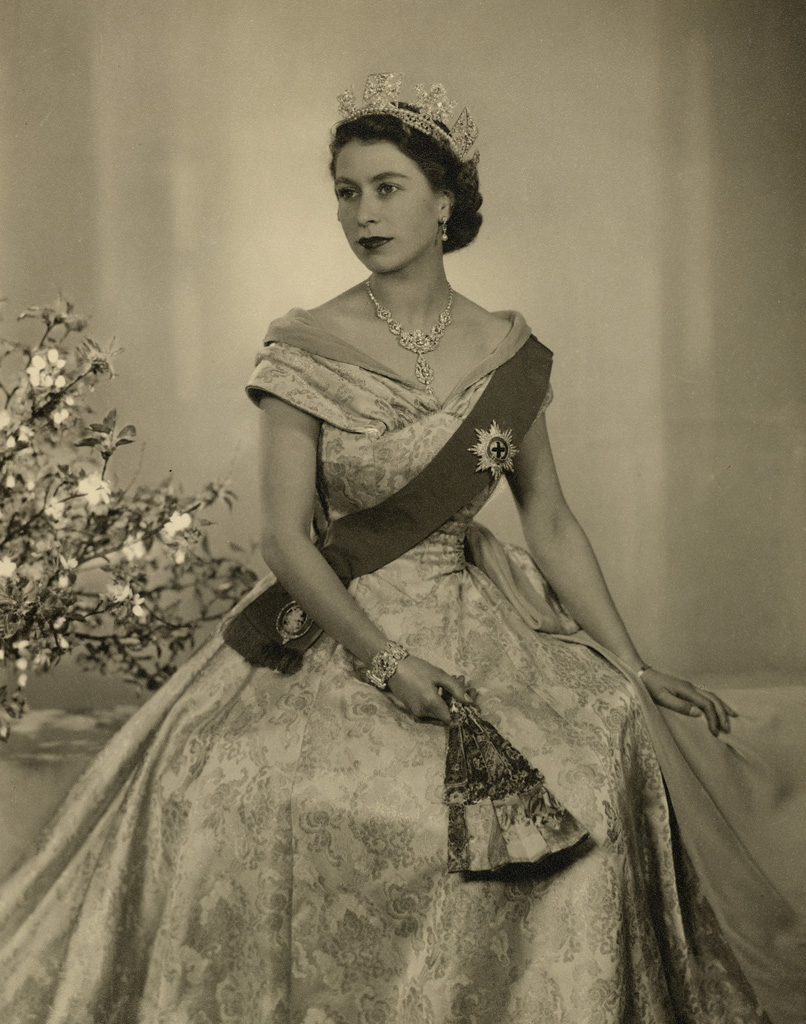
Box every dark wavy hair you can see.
[329,108,483,254]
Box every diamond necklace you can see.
[365,280,453,390]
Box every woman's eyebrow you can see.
[334,172,410,185]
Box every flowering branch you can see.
[0,297,258,739]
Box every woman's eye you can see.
[377,183,399,196]
[336,188,357,201]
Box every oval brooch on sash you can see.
[469,421,518,480]
[276,601,313,645]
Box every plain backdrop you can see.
[1,0,804,709]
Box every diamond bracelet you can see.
[365,641,409,690]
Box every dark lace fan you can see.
[445,699,589,873]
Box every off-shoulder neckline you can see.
[262,308,533,409]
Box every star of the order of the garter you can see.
[469,421,518,479]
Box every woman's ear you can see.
[440,190,455,221]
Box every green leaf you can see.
[102,408,117,431]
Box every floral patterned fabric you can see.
[0,315,769,1023]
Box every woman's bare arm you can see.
[509,414,735,734]
[257,395,469,723]
[508,415,640,665]
[258,395,386,668]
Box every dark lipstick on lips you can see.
[359,236,391,251]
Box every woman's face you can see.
[333,139,450,274]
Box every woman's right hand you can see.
[386,656,473,725]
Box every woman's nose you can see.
[356,195,379,225]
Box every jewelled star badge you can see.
[469,421,518,479]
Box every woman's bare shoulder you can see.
[451,294,513,347]
[308,286,370,332]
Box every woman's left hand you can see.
[639,668,738,736]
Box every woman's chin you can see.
[354,250,402,274]
[351,244,436,277]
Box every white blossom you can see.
[77,472,112,509]
[107,581,133,604]
[19,562,45,582]
[120,535,147,561]
[162,510,193,539]
[45,497,67,521]
[26,354,47,387]
[0,557,17,579]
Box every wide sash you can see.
[222,335,553,671]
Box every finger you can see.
[700,690,731,733]
[686,691,720,736]
[437,674,472,704]
[657,691,703,719]
[717,696,738,724]
[712,693,739,718]
[422,699,452,725]
[404,692,450,724]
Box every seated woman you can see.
[0,73,803,1024]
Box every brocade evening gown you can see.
[1,309,803,1024]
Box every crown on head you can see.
[336,73,478,161]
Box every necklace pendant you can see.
[415,354,434,387]
[364,280,453,395]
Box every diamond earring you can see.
[440,216,449,242]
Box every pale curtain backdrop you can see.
[1,0,803,708]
